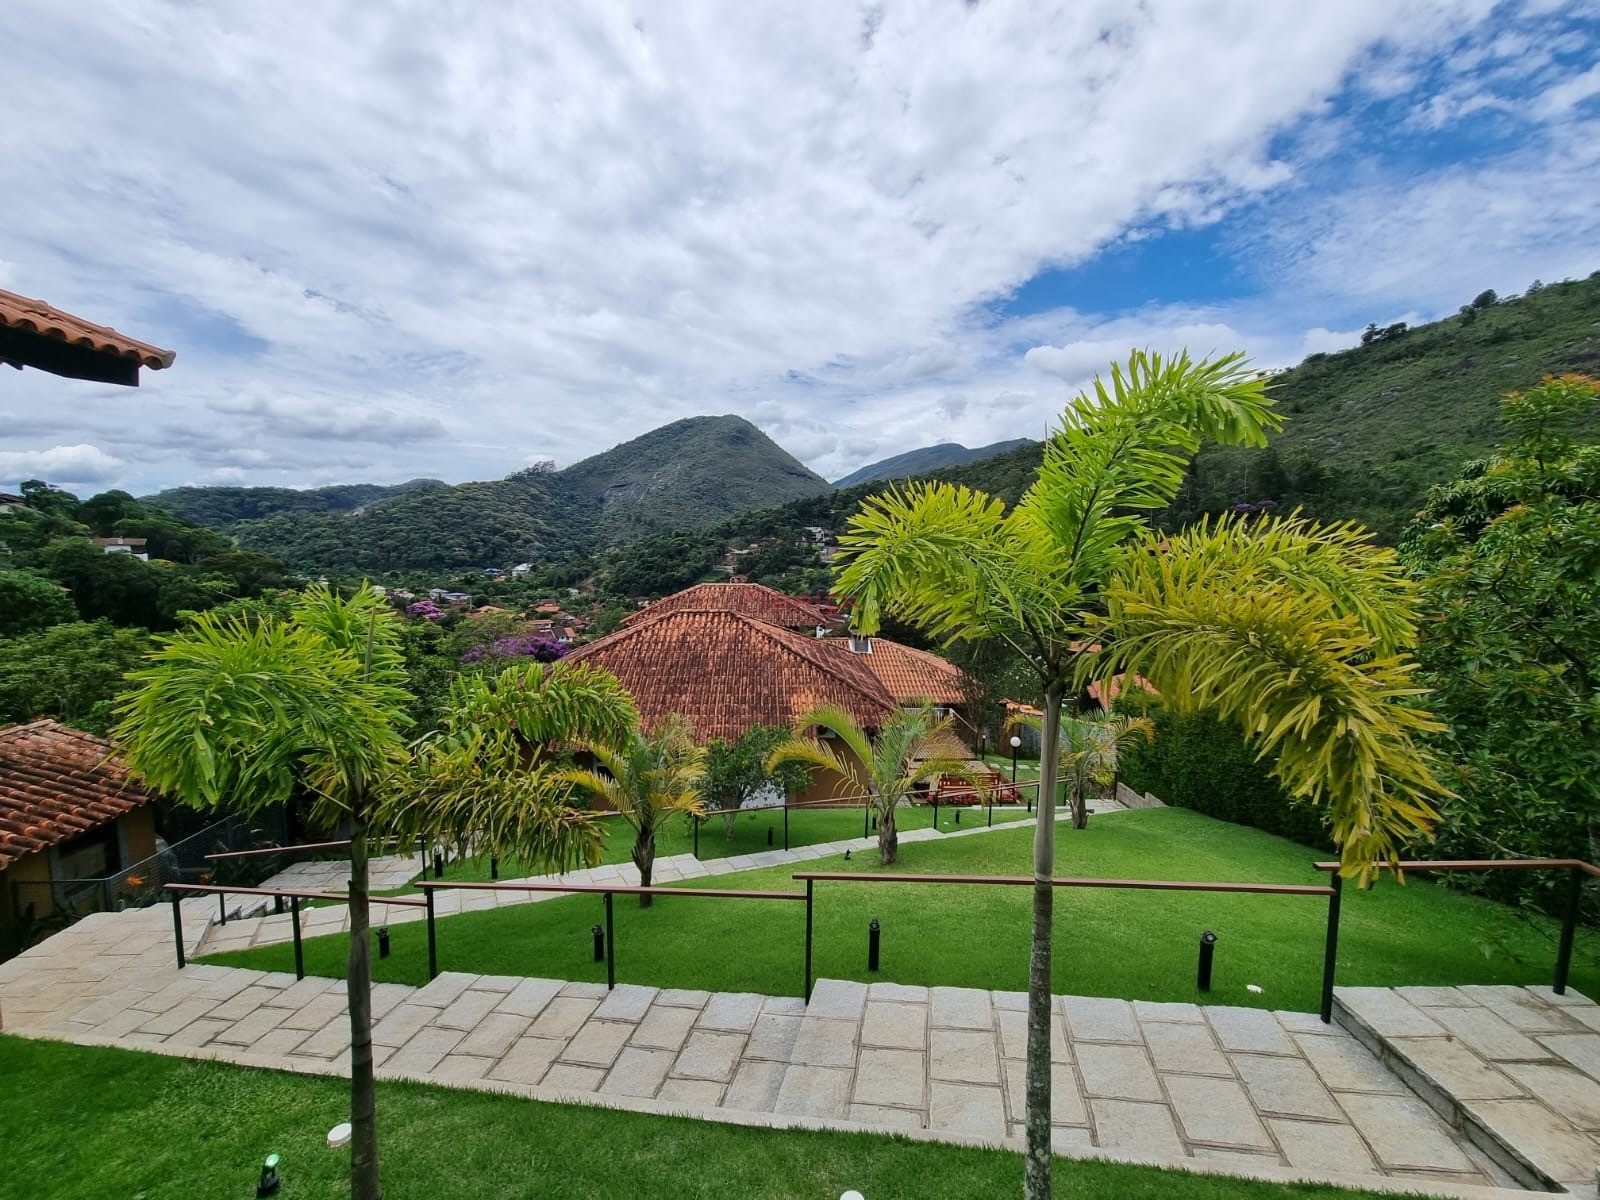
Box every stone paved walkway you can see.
[2,900,1560,1197]
[257,853,422,895]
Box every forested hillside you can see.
[146,478,444,526]
[831,438,1031,487]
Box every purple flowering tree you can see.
[407,600,445,621]
[459,634,567,666]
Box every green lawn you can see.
[0,1035,1420,1200]
[210,808,1600,1011]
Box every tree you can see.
[0,569,77,635]
[833,350,1444,1200]
[1472,288,1499,309]
[700,725,814,839]
[1403,375,1600,899]
[767,704,984,864]
[0,620,149,733]
[1010,710,1153,828]
[555,715,707,907]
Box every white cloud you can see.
[0,443,124,489]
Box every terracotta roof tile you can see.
[567,608,895,741]
[0,288,175,370]
[623,582,829,631]
[825,637,969,706]
[0,720,157,870]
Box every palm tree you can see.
[834,350,1446,1200]
[554,715,707,907]
[1009,710,1153,829]
[116,589,635,1200]
[767,704,987,864]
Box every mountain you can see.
[830,438,1033,488]
[145,479,445,526]
[177,415,830,571]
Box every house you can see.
[0,288,175,387]
[91,536,149,561]
[0,721,160,956]
[510,563,533,577]
[0,492,26,515]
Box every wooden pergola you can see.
[0,288,175,387]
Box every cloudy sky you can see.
[2,1,1597,495]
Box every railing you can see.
[793,869,1341,1018]
[416,879,812,994]
[165,882,426,979]
[1315,858,1600,1011]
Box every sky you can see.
[1,1,1597,495]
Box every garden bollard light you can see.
[377,927,390,959]
[433,850,444,878]
[256,1153,282,1197]
[868,917,881,972]
[768,826,774,846]
[592,923,605,962]
[954,808,960,824]
[491,855,499,881]
[1197,930,1217,992]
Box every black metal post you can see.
[804,879,814,999]
[784,804,789,851]
[290,896,305,981]
[604,891,616,990]
[693,817,700,860]
[868,917,880,972]
[863,803,870,839]
[273,895,284,916]
[987,790,993,827]
[1011,745,1018,783]
[768,826,774,847]
[1320,874,1343,1024]
[932,795,939,830]
[218,889,227,927]
[1555,866,1582,996]
[592,923,605,962]
[433,850,444,878]
[425,887,438,981]
[1197,930,1216,991]
[171,893,186,969]
[418,838,428,881]
[490,855,499,882]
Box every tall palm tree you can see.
[555,715,707,907]
[767,704,986,864]
[834,350,1446,1200]
[1009,709,1154,828]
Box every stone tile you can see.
[1396,985,1473,1008]
[1527,984,1597,1008]
[930,986,992,1030]
[562,1019,636,1068]
[725,1061,787,1112]
[385,1026,463,1075]
[807,979,867,1020]
[1471,1098,1600,1183]
[1393,1036,1525,1100]
[293,1017,350,1059]
[1275,1010,1335,1035]
[850,1103,925,1129]
[247,1026,315,1057]
[762,996,806,1016]
[1501,1062,1600,1130]
[1049,1126,1094,1152]
[1089,1099,1184,1157]
[1460,986,1583,1033]
[214,1006,287,1047]
[1133,1000,1204,1024]
[996,1008,1070,1063]
[1076,1042,1161,1102]
[1337,988,1446,1039]
[280,992,347,1031]
[1205,1005,1295,1055]
[745,1013,801,1062]
[371,1003,436,1048]
[411,971,478,1008]
[1164,1074,1273,1149]
[164,1017,230,1048]
[1231,1053,1341,1119]
[541,1063,605,1092]
[928,1081,1006,1138]
[601,1047,676,1098]
[1336,1092,1473,1173]
[205,986,282,1022]
[496,977,564,1019]
[673,1031,746,1082]
[489,1036,565,1085]
[775,1065,853,1118]
[1268,1117,1379,1173]
[1063,996,1139,1043]
[657,1077,726,1106]
[867,981,928,1003]
[851,1047,926,1109]
[1429,1005,1548,1061]
[1191,1147,1283,1169]
[930,1028,1001,1085]
[431,988,504,1032]
[1143,1021,1229,1076]
[1003,1058,1086,1126]
[698,992,765,1033]
[862,1001,927,1050]
[632,1004,699,1051]
[657,988,711,1009]
[454,1012,530,1059]
[559,981,609,1000]
[369,983,411,1021]
[791,1017,858,1069]
[991,990,1027,1012]
[1293,1032,1404,1094]
[433,1054,493,1083]
[594,983,658,1022]
[528,996,598,1040]
[1543,1033,1600,1079]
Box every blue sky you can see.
[0,1,1597,493]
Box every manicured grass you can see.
[0,1035,1416,1200]
[210,808,1600,1011]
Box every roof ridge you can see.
[742,615,896,709]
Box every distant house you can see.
[0,721,160,957]
[510,563,533,577]
[91,536,148,561]
[0,492,26,515]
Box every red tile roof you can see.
[566,608,895,741]
[0,288,175,371]
[0,720,157,870]
[826,637,969,706]
[623,582,829,631]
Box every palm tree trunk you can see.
[347,812,382,1200]
[1023,681,1064,1200]
[1072,784,1088,831]
[879,801,898,865]
[634,829,655,909]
